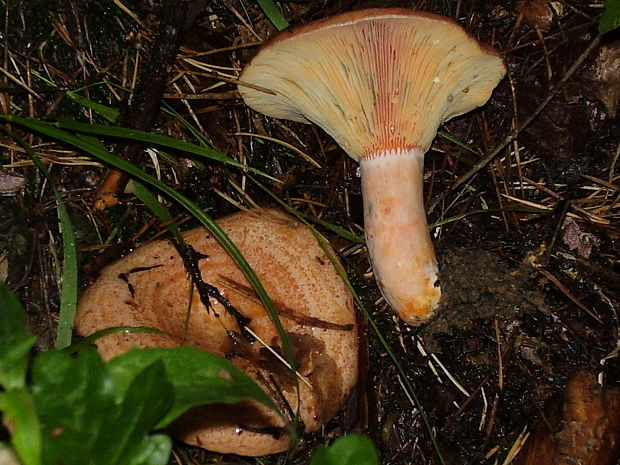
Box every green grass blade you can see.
[64,326,175,355]
[437,130,480,156]
[40,159,78,350]
[10,135,78,350]
[299,212,364,244]
[66,92,119,123]
[161,103,215,150]
[257,0,290,31]
[52,118,277,180]
[131,181,183,241]
[30,71,120,123]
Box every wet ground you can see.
[1,1,619,464]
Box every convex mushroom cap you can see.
[76,209,358,456]
[238,8,506,324]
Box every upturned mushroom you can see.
[76,209,358,456]
[238,8,506,324]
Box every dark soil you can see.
[1,1,618,464]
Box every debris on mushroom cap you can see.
[238,8,506,325]
[238,8,506,160]
[76,209,358,456]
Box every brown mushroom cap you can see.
[76,209,358,456]
[238,8,506,159]
[238,8,506,325]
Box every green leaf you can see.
[161,102,216,150]
[2,115,276,179]
[108,346,278,428]
[257,0,290,31]
[438,130,480,156]
[0,283,37,389]
[30,349,178,465]
[600,0,620,33]
[0,390,42,465]
[92,361,173,465]
[31,349,116,465]
[310,435,379,465]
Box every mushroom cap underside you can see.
[76,209,358,456]
[239,8,506,159]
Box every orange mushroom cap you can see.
[76,209,358,456]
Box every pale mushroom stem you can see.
[360,147,441,324]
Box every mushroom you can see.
[238,8,506,324]
[76,209,358,456]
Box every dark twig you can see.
[175,241,255,343]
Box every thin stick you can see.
[431,353,470,397]
[494,319,504,391]
[536,268,604,323]
[0,65,43,100]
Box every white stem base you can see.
[360,147,440,324]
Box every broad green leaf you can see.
[30,349,178,465]
[310,435,379,465]
[92,361,173,465]
[108,346,277,428]
[0,283,37,389]
[0,390,42,465]
[600,0,620,33]
[31,349,115,465]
